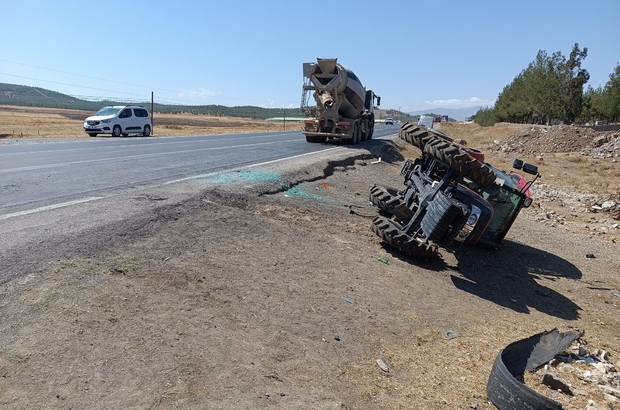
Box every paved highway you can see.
[0,126,399,213]
[1,125,400,286]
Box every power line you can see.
[0,72,147,98]
[0,58,179,93]
[0,59,286,105]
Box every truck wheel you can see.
[371,216,438,259]
[353,124,360,145]
[423,137,497,188]
[367,121,374,140]
[306,135,317,143]
[361,122,368,141]
[369,185,405,214]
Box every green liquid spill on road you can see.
[283,187,327,202]
[201,171,284,184]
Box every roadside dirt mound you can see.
[490,125,620,157]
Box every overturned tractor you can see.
[370,122,541,259]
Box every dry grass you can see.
[435,122,620,195]
[0,105,297,138]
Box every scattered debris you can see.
[376,358,389,373]
[586,253,596,258]
[444,330,459,340]
[539,370,572,395]
[370,157,382,164]
[377,257,389,265]
[340,296,355,304]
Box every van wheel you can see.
[112,125,122,137]
[143,125,151,137]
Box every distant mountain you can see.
[0,83,306,119]
[0,83,130,111]
[407,107,485,121]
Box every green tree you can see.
[600,63,620,122]
[558,43,589,122]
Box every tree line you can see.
[472,44,620,126]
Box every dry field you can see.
[0,105,292,138]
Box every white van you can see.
[418,115,435,129]
[84,105,152,137]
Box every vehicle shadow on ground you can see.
[379,243,449,272]
[450,239,582,320]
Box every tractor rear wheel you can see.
[399,123,431,150]
[423,136,496,188]
[371,216,438,259]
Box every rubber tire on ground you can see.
[112,125,122,138]
[423,136,496,188]
[353,124,359,145]
[370,216,438,259]
[318,136,327,143]
[88,133,97,137]
[122,133,128,137]
[369,185,405,214]
[305,135,317,143]
[143,125,151,137]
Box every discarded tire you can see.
[486,329,580,410]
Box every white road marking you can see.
[0,138,302,173]
[0,196,104,220]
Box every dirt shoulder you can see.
[1,125,620,409]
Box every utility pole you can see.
[151,92,154,135]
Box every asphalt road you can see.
[0,126,399,285]
[1,126,399,211]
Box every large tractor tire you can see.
[371,216,438,259]
[369,185,405,214]
[423,136,497,188]
[398,122,456,151]
[398,123,431,151]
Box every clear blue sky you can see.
[1,0,618,112]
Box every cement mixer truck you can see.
[301,58,380,144]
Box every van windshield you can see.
[94,107,121,117]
